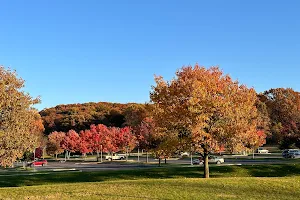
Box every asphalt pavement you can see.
[26,153,299,172]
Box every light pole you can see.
[100,145,103,163]
[138,147,140,162]
[190,145,193,166]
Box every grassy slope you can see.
[1,164,300,199]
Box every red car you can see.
[28,159,48,167]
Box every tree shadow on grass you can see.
[1,164,300,187]
[243,164,300,177]
[0,166,203,187]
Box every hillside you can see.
[39,102,149,134]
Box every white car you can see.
[180,152,190,157]
[193,155,224,165]
[105,153,126,160]
[257,147,269,154]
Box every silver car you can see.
[282,149,300,158]
[192,155,225,165]
[287,149,300,158]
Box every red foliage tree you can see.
[136,117,155,151]
[61,130,80,159]
[105,127,120,154]
[117,126,136,153]
[79,129,94,156]
[90,124,110,161]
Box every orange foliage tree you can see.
[150,64,263,178]
[47,131,66,159]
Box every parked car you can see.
[105,153,126,160]
[192,155,224,165]
[282,149,300,158]
[28,159,48,167]
[257,147,269,154]
[180,152,190,157]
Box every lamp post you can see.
[190,145,193,166]
[138,148,140,162]
[100,145,103,163]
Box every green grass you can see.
[1,164,300,199]
[1,164,300,187]
[1,177,300,200]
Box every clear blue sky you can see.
[1,0,299,110]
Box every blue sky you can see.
[1,0,299,110]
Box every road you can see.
[25,154,298,172]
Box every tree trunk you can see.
[97,151,100,162]
[65,151,68,161]
[159,158,161,166]
[55,153,58,160]
[204,152,209,178]
[164,158,167,164]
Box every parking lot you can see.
[14,152,299,172]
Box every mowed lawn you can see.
[1,164,300,199]
[1,177,300,200]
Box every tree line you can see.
[2,64,300,178]
[40,102,148,134]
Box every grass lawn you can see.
[1,177,300,200]
[1,164,300,199]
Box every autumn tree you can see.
[22,112,46,161]
[104,127,120,156]
[153,130,179,165]
[47,131,66,159]
[135,117,158,162]
[150,65,262,178]
[123,104,148,127]
[79,129,94,157]
[117,127,136,157]
[61,130,80,159]
[0,66,41,167]
[260,88,300,148]
[90,124,110,162]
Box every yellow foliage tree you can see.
[0,66,41,167]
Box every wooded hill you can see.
[40,102,149,135]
